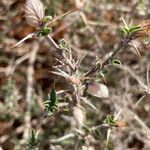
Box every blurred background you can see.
[0,0,150,149]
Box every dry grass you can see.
[0,0,150,149]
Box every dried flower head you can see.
[133,20,150,39]
[25,0,44,28]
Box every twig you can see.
[47,7,81,27]
[133,114,150,137]
[81,97,97,111]
[46,35,76,71]
[83,37,132,77]
[11,33,35,48]
[80,11,102,49]
[46,35,61,51]
[74,0,102,49]
[50,133,75,143]
[9,52,31,75]
[91,124,109,131]
[23,43,39,139]
[135,95,146,106]
[146,64,150,88]
[115,65,150,94]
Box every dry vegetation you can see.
[0,0,150,150]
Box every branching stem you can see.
[83,37,132,77]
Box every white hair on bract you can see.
[25,0,44,27]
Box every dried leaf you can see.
[87,82,109,98]
[25,0,44,27]
[115,120,126,128]
[73,105,86,128]
[133,20,150,39]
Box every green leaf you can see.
[104,115,116,126]
[128,25,141,32]
[120,26,129,35]
[120,25,141,37]
[82,126,91,134]
[37,27,52,36]
[100,69,108,76]
[50,89,57,103]
[128,25,141,36]
[111,59,122,65]
[59,39,68,49]
[43,16,53,23]
[26,129,37,150]
[44,89,58,116]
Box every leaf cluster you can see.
[37,27,52,36]
[104,115,116,127]
[26,129,37,150]
[120,25,141,37]
[44,89,58,116]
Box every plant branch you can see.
[46,35,76,71]
[23,43,39,139]
[83,37,132,77]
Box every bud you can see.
[25,0,44,27]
